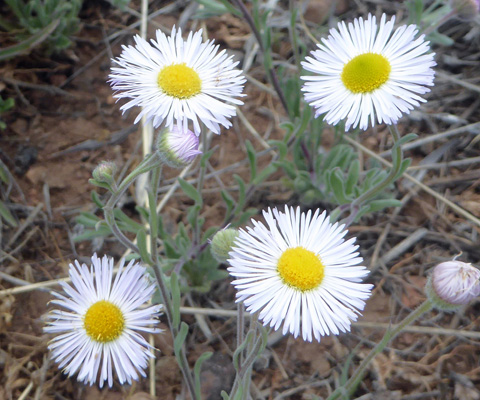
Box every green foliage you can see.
[0,96,14,130]
[1,0,82,54]
[406,0,454,46]
[278,122,402,217]
[0,161,18,228]
[193,0,241,19]
[105,0,130,10]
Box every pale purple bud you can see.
[156,125,202,168]
[427,261,480,309]
[450,0,480,19]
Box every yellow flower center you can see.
[84,300,125,343]
[157,63,202,99]
[341,53,391,94]
[277,247,325,291]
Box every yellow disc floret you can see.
[277,247,325,291]
[341,53,391,94]
[157,63,202,99]
[84,300,125,343]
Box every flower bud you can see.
[426,261,480,310]
[210,228,239,263]
[156,125,202,168]
[450,0,480,20]
[92,161,117,186]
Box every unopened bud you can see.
[450,0,480,20]
[210,228,239,263]
[426,261,480,310]
[156,125,202,168]
[92,161,117,186]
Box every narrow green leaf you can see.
[200,147,216,168]
[232,330,254,371]
[394,133,418,148]
[90,191,104,208]
[279,160,297,179]
[178,178,202,205]
[136,229,153,265]
[367,198,402,212]
[328,169,349,204]
[75,211,101,227]
[73,227,111,242]
[220,391,229,400]
[173,322,189,358]
[113,209,144,232]
[0,164,10,184]
[88,178,113,191]
[0,200,17,227]
[194,351,213,399]
[345,159,360,196]
[394,158,412,180]
[253,163,278,185]
[233,175,246,214]
[171,272,181,329]
[0,18,60,61]
[245,140,257,181]
[268,139,287,159]
[221,189,235,216]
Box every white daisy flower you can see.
[109,27,246,135]
[228,206,373,342]
[301,14,436,131]
[44,254,162,388]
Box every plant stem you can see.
[237,303,245,365]
[148,165,162,265]
[422,9,457,36]
[229,316,265,399]
[327,299,434,400]
[103,153,162,253]
[194,130,208,246]
[147,165,198,400]
[229,0,289,114]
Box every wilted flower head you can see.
[44,254,162,388]
[426,261,480,310]
[156,125,202,168]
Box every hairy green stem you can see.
[229,0,289,114]
[147,165,198,400]
[229,316,264,399]
[103,153,162,253]
[327,299,434,400]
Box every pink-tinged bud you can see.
[156,125,202,168]
[450,0,480,20]
[426,261,480,310]
[92,161,117,185]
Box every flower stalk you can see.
[327,299,433,399]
